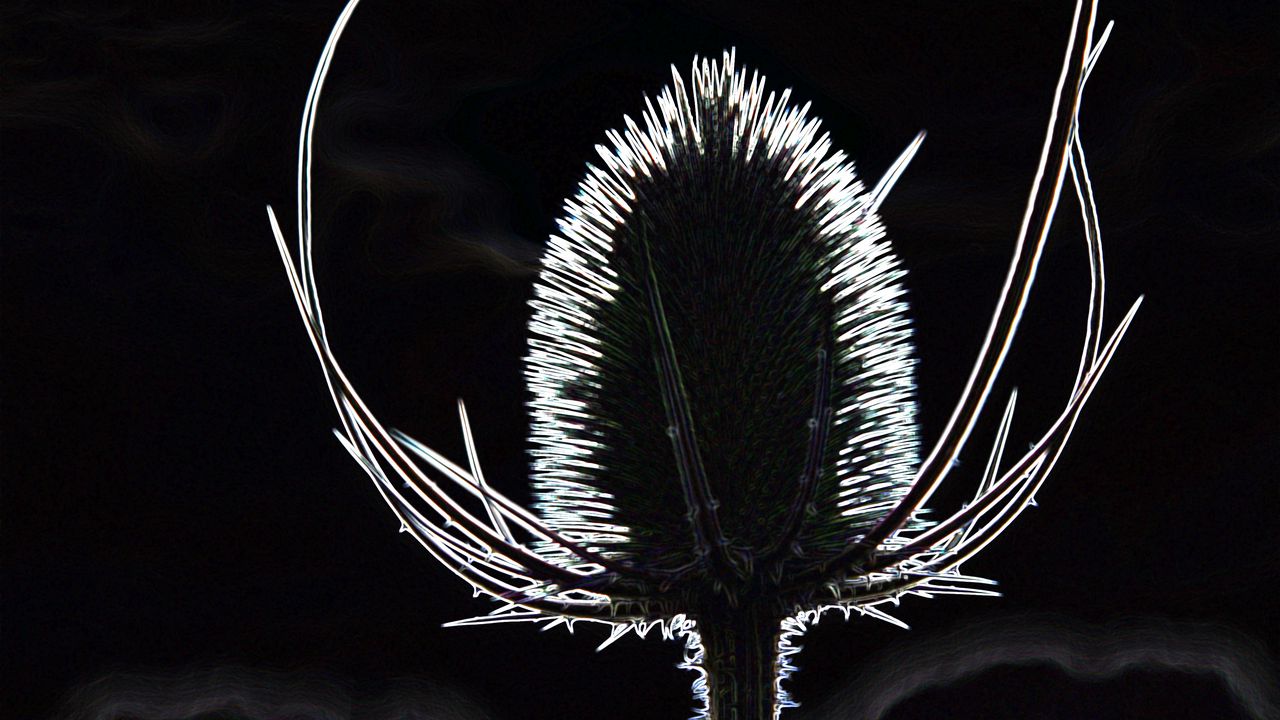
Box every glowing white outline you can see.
[266,2,1138,718]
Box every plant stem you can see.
[696,602,783,720]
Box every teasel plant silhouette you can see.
[267,1,1140,718]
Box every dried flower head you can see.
[267,1,1138,718]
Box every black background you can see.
[4,1,1278,719]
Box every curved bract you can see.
[266,1,1139,718]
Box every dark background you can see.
[4,1,1277,718]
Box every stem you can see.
[696,603,783,720]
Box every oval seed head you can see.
[525,51,924,589]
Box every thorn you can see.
[596,624,631,652]
[867,130,926,215]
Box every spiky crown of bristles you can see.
[525,50,924,571]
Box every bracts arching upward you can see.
[267,2,1139,718]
